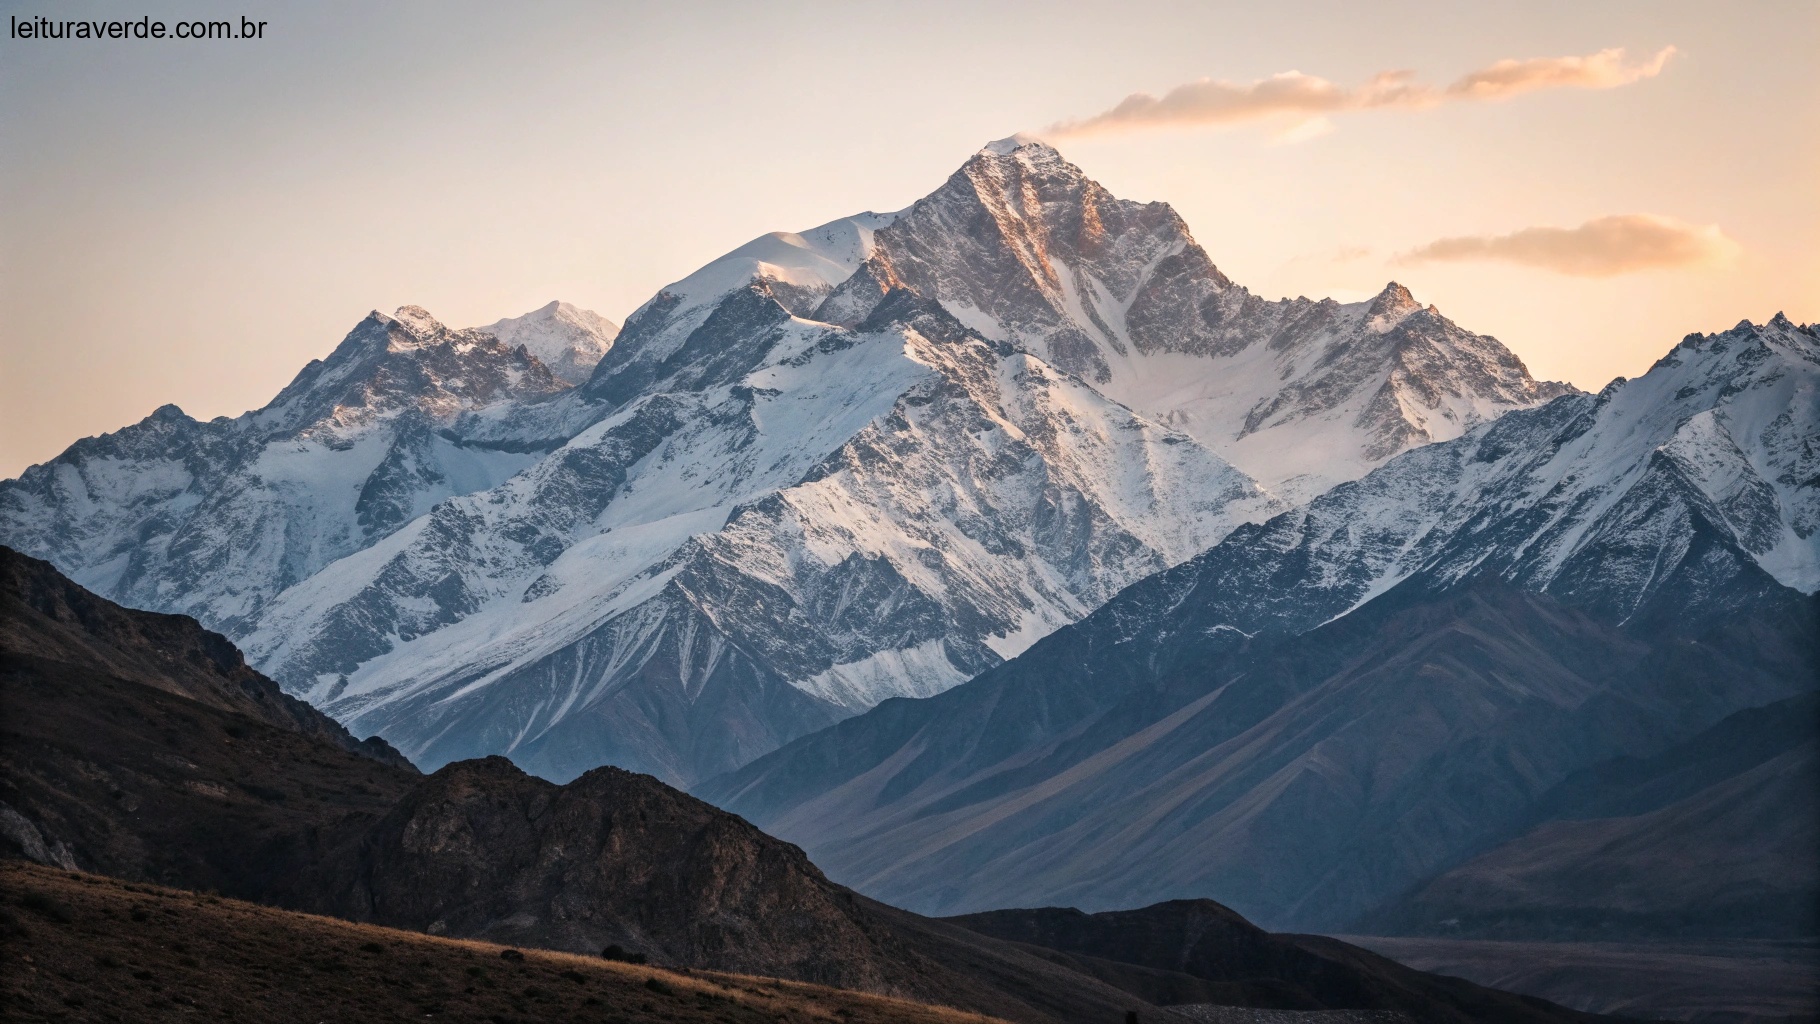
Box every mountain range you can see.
[1,134,1814,1022]
[0,546,1617,1024]
[0,138,1570,787]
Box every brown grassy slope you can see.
[0,861,1010,1024]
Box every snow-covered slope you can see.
[820,140,1572,502]
[579,213,898,410]
[481,301,619,384]
[1153,312,1820,629]
[0,307,572,632]
[0,139,1572,787]
[241,291,1278,784]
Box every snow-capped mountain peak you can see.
[818,145,1568,502]
[1,137,1599,787]
[1140,313,1820,642]
[227,280,1283,784]
[646,212,898,318]
[480,300,619,385]
[254,305,570,437]
[576,212,904,410]
[389,304,446,340]
[1363,281,1423,332]
[979,132,1047,156]
[0,302,575,637]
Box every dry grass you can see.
[0,861,1008,1024]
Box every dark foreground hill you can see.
[947,902,1617,1024]
[1339,934,1819,1024]
[0,538,411,770]
[0,546,1624,1024]
[0,860,1003,1024]
[1,549,420,891]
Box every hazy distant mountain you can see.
[0,139,1571,787]
[1371,693,1820,939]
[701,314,1820,931]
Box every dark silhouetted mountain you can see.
[706,574,1814,933]
[0,544,421,888]
[0,545,411,767]
[948,900,1618,1024]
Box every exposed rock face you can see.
[702,316,1820,931]
[0,140,1571,787]
[300,757,893,981]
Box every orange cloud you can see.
[1446,46,1678,100]
[1397,214,1738,277]
[1045,47,1676,139]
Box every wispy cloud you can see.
[1445,46,1678,100]
[1045,47,1675,139]
[1397,214,1737,277]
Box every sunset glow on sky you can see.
[2,0,1815,477]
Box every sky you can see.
[2,0,1815,477]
